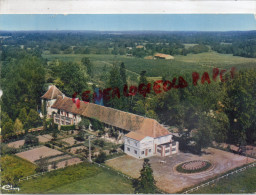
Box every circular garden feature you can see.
[176,160,212,174]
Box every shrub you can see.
[74,131,86,141]
[78,118,90,130]
[52,161,57,170]
[36,156,48,172]
[110,149,117,154]
[94,139,105,147]
[61,125,75,131]
[95,151,107,164]
[24,134,39,146]
[90,118,104,131]
[45,143,51,148]
[0,143,18,155]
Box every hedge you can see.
[60,125,76,131]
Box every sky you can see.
[0,14,256,31]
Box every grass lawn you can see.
[195,166,256,194]
[17,162,134,194]
[45,171,133,194]
[1,155,37,186]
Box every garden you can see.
[176,160,212,174]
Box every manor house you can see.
[41,85,179,159]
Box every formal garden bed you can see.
[176,160,212,174]
[16,146,63,163]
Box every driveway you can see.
[106,147,255,193]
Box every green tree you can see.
[139,70,148,85]
[18,108,28,129]
[225,69,256,144]
[134,158,156,194]
[52,61,89,96]
[81,57,93,77]
[2,120,14,138]
[107,64,122,109]
[1,54,45,120]
[120,62,127,87]
[13,118,23,133]
[26,109,42,129]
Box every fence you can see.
[18,159,165,194]
[18,161,81,182]
[183,162,256,194]
[91,161,133,180]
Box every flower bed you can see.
[176,160,212,174]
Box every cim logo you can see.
[2,185,20,191]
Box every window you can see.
[172,148,176,151]
[149,149,151,153]
[134,150,137,154]
[127,147,130,151]
[141,151,144,155]
[165,149,170,153]
[157,149,161,153]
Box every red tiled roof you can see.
[154,53,174,59]
[125,131,147,141]
[51,96,171,138]
[51,96,88,115]
[41,85,63,100]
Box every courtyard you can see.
[105,147,255,193]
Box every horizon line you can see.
[1,30,256,32]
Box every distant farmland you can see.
[43,51,256,78]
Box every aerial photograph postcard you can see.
[0,1,256,194]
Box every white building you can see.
[41,85,179,159]
[124,124,178,159]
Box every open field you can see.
[16,163,134,194]
[16,146,63,163]
[42,52,256,80]
[183,43,198,49]
[106,148,255,193]
[195,166,256,194]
